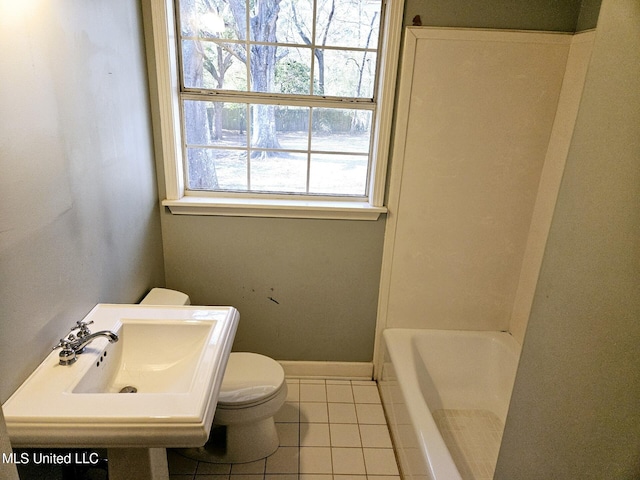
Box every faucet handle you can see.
[70,320,93,338]
[53,338,71,350]
[53,339,77,366]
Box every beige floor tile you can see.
[265,446,299,474]
[362,448,399,475]
[299,474,333,480]
[300,402,329,423]
[355,404,386,424]
[300,383,328,402]
[265,475,298,480]
[331,448,366,475]
[330,423,362,447]
[359,424,392,448]
[300,422,331,447]
[230,458,266,473]
[327,383,354,403]
[328,402,358,424]
[352,385,381,404]
[299,447,333,474]
[196,461,232,474]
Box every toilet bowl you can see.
[141,288,287,463]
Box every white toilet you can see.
[141,288,287,463]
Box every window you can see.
[142,0,402,219]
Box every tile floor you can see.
[168,378,401,480]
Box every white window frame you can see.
[141,0,403,220]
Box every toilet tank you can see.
[140,288,191,306]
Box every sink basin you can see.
[73,321,214,394]
[2,304,239,448]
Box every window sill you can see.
[162,197,387,220]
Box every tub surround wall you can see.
[509,31,594,344]
[0,1,164,402]
[375,28,595,368]
[496,0,640,476]
[378,29,572,340]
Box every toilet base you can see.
[177,418,279,464]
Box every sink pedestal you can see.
[108,448,169,480]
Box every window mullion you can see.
[245,0,251,92]
[309,0,317,96]
[306,108,313,193]
[246,103,251,190]
[180,91,376,110]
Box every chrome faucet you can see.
[53,321,119,366]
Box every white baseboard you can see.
[277,361,373,380]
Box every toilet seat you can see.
[217,352,285,408]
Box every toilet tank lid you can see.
[218,352,285,405]
[140,288,191,306]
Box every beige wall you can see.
[496,0,640,476]
[0,1,164,402]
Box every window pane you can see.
[276,0,313,45]
[321,0,381,49]
[316,49,377,98]
[276,107,310,147]
[184,101,248,147]
[309,153,368,195]
[250,152,308,193]
[311,108,372,153]
[250,105,309,151]
[274,48,313,95]
[187,147,248,191]
[179,0,240,40]
[182,40,247,91]
[249,0,279,42]
[250,46,312,94]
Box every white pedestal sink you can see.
[2,304,239,480]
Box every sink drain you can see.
[119,386,137,393]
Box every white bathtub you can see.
[379,329,520,480]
